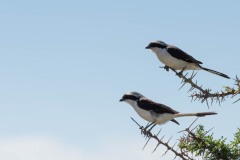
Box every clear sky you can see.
[0,0,239,159]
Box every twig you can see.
[131,118,193,160]
[162,67,240,105]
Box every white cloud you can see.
[0,135,175,160]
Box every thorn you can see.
[190,125,199,132]
[160,135,165,140]
[233,98,240,104]
[142,137,151,151]
[218,97,221,106]
[130,117,141,127]
[188,87,194,93]
[179,82,186,90]
[167,136,173,143]
[156,128,162,136]
[204,127,214,136]
[177,129,186,134]
[188,118,199,129]
[206,99,209,108]
[162,149,169,157]
[191,96,194,102]
[172,142,177,149]
[192,72,197,79]
[173,155,177,160]
[152,143,160,154]
[194,96,198,101]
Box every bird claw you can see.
[141,127,151,137]
[141,129,152,138]
[160,65,170,71]
[164,65,170,71]
[141,126,156,138]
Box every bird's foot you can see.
[176,67,186,78]
[141,123,156,137]
[159,65,170,71]
[164,65,170,71]
[141,123,152,137]
[141,129,152,138]
[144,130,152,138]
[141,126,149,135]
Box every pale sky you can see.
[0,0,240,159]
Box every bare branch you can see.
[131,118,193,160]
[161,67,240,105]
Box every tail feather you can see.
[171,119,180,125]
[176,112,217,117]
[201,67,230,79]
[195,112,217,117]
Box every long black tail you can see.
[195,112,217,117]
[201,67,230,79]
[177,112,217,117]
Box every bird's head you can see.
[145,40,167,51]
[119,92,144,105]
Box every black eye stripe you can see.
[123,95,138,101]
[149,43,166,49]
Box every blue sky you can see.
[0,0,239,159]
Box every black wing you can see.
[167,46,203,64]
[137,98,179,114]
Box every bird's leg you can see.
[141,122,154,135]
[143,122,156,137]
[144,122,155,130]
[147,124,156,133]
[178,67,186,75]
[141,122,150,135]
[159,65,170,71]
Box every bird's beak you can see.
[119,99,124,102]
[145,45,151,49]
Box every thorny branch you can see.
[131,117,194,160]
[162,67,240,106]
[132,117,240,160]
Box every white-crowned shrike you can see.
[120,92,217,130]
[145,40,230,79]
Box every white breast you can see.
[132,105,154,122]
[151,48,199,70]
[125,100,154,122]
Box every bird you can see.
[145,40,230,79]
[120,91,217,131]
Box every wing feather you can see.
[137,98,179,114]
[167,46,203,64]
